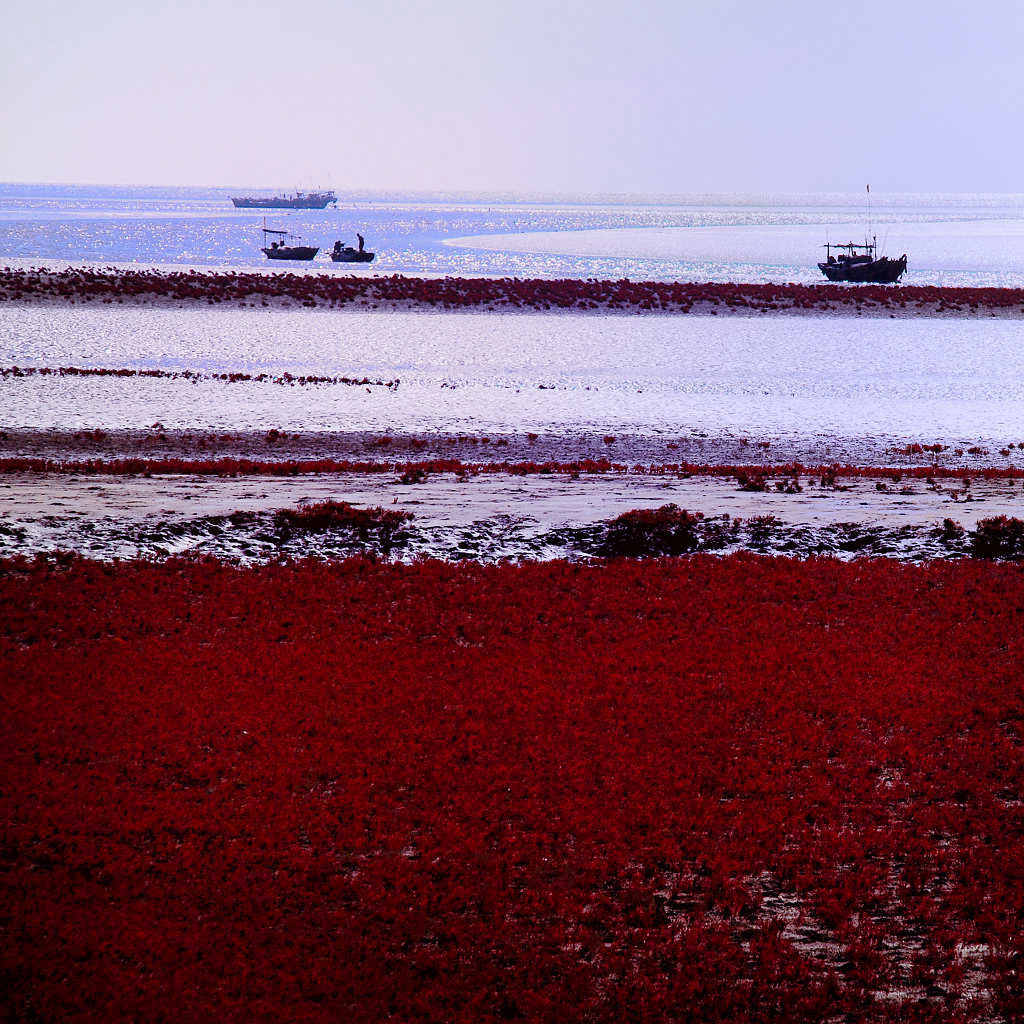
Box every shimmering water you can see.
[2,184,1023,285]
[450,218,1024,288]
[3,304,1023,442]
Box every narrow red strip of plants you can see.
[0,365,398,388]
[3,455,1024,480]
[3,266,1023,315]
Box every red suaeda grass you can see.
[274,501,413,551]
[3,266,1024,316]
[2,555,1022,1022]
[0,366,399,388]
[599,504,704,556]
[3,455,1024,480]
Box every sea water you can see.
[2,184,1023,286]
[3,185,1023,444]
[3,304,1023,442]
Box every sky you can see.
[1,0,1021,194]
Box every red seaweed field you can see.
[2,555,1022,1022]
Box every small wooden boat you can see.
[260,223,318,261]
[818,240,907,283]
[330,236,375,263]
[818,185,907,283]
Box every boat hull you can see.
[818,255,907,283]
[233,196,335,209]
[330,250,375,263]
[262,246,319,261]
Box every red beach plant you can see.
[4,266,1024,317]
[274,500,412,549]
[1,555,1023,1021]
[5,456,1023,481]
[971,515,1024,559]
[599,504,704,556]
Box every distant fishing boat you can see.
[232,189,336,210]
[818,184,908,283]
[818,240,907,283]
[260,223,318,261]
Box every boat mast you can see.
[866,184,874,254]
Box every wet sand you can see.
[3,466,1021,563]
[5,466,1020,527]
[4,427,1023,473]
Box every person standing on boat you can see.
[357,233,365,253]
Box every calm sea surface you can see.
[2,185,1023,445]
[2,184,1023,286]
[3,304,1023,444]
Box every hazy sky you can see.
[1,1,1021,193]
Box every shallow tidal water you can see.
[4,304,1024,444]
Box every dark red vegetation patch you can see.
[972,516,1024,560]
[274,499,412,533]
[2,556,1022,1022]
[274,501,413,550]
[599,504,704,556]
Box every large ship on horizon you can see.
[231,189,337,210]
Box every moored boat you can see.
[818,240,907,283]
[260,224,318,261]
[232,190,336,210]
[818,185,908,283]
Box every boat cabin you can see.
[823,240,878,266]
